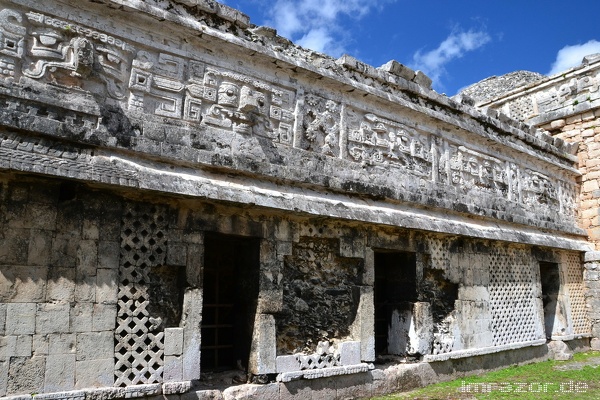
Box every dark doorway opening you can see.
[539,262,561,339]
[201,233,260,372]
[374,251,417,355]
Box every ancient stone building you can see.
[0,1,594,399]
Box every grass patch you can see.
[371,351,600,399]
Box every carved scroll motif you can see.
[301,94,341,156]
[0,8,25,81]
[128,51,186,117]
[345,108,432,175]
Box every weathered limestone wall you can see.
[0,177,120,394]
[0,0,593,398]
[0,175,208,396]
[544,114,600,244]
[0,173,592,399]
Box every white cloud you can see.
[548,40,600,75]
[266,0,390,56]
[411,29,491,87]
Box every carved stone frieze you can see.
[24,10,133,99]
[198,67,295,141]
[127,51,296,143]
[536,73,600,115]
[0,2,580,235]
[128,51,186,117]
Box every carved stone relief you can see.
[127,51,296,143]
[533,72,600,117]
[198,67,295,142]
[128,51,186,117]
[301,94,341,156]
[0,8,25,81]
[521,169,559,207]
[345,108,432,176]
[443,145,508,195]
[22,10,134,99]
[340,105,576,219]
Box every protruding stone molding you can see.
[0,135,589,251]
[549,333,592,341]
[276,363,372,383]
[170,0,251,28]
[423,338,547,362]
[0,382,192,400]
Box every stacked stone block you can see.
[540,113,600,244]
[0,179,119,396]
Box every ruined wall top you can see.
[472,53,600,127]
[0,0,587,248]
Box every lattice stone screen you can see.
[115,203,168,386]
[428,236,450,270]
[489,246,541,346]
[508,96,535,121]
[427,236,454,355]
[564,252,590,335]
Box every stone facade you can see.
[0,0,594,399]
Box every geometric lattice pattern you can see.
[508,95,535,121]
[114,203,168,386]
[428,236,454,355]
[431,334,454,355]
[564,252,590,335]
[297,353,341,370]
[428,235,450,270]
[489,246,541,346]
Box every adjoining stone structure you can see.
[470,53,600,348]
[0,0,593,399]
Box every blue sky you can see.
[223,0,600,95]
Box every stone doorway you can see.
[201,233,260,372]
[539,261,567,338]
[374,251,417,356]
